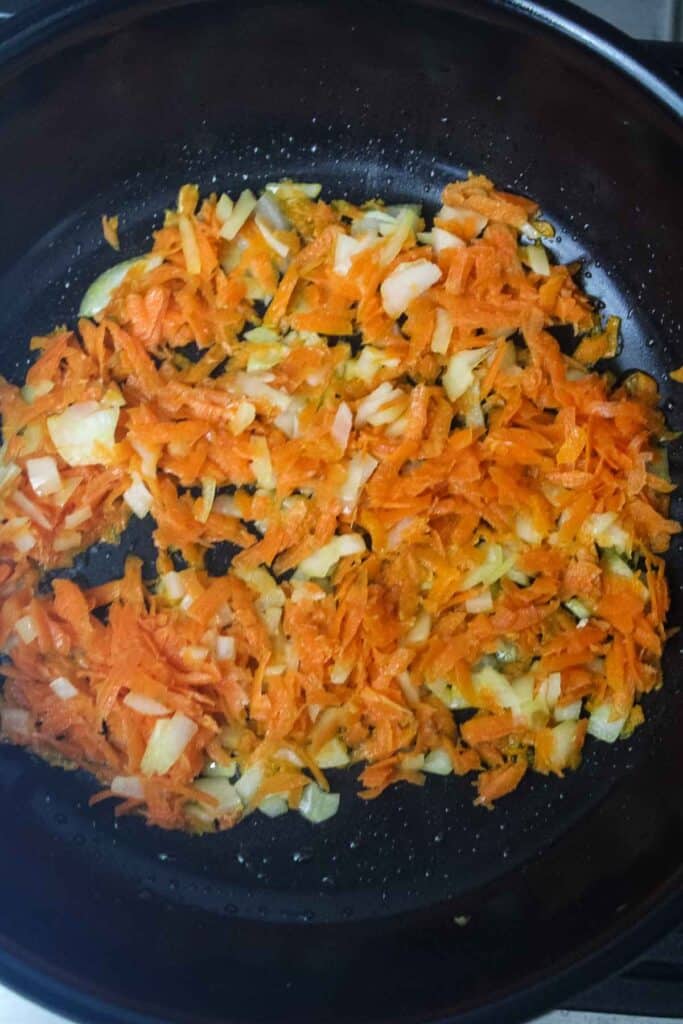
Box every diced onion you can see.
[160,571,185,602]
[216,635,236,661]
[243,326,280,343]
[255,192,291,231]
[298,781,340,823]
[123,692,170,716]
[520,242,550,276]
[427,679,470,710]
[379,208,418,267]
[463,543,516,590]
[315,737,350,769]
[64,506,92,530]
[515,513,543,545]
[234,763,263,805]
[465,590,493,614]
[193,776,242,816]
[250,436,275,490]
[334,233,372,276]
[339,453,378,511]
[443,349,488,402]
[140,713,198,776]
[405,609,431,644]
[12,491,51,530]
[431,308,453,354]
[1,707,31,736]
[26,456,61,497]
[295,533,366,580]
[380,259,441,318]
[587,701,627,743]
[423,748,453,775]
[14,614,38,644]
[255,216,289,258]
[47,401,119,467]
[215,193,234,223]
[235,373,292,412]
[111,775,144,799]
[345,345,398,382]
[196,476,216,524]
[228,400,256,436]
[472,665,521,714]
[79,255,162,317]
[265,181,322,199]
[355,381,407,427]
[219,189,257,240]
[123,474,153,519]
[438,204,488,239]
[554,699,582,722]
[50,676,78,700]
[179,214,201,275]
[259,795,289,817]
[331,402,353,450]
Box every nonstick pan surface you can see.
[0,2,681,1023]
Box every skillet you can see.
[0,1,681,1022]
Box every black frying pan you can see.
[0,2,681,1022]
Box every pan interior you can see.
[0,2,680,1022]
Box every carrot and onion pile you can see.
[0,175,678,831]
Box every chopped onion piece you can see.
[379,208,418,267]
[64,506,92,530]
[193,776,242,816]
[265,181,322,199]
[432,226,466,254]
[521,242,550,276]
[331,402,353,450]
[1,708,31,737]
[255,216,289,258]
[345,345,398,382]
[443,348,488,402]
[26,456,61,496]
[243,326,280,343]
[465,590,493,614]
[334,233,373,276]
[380,259,441,318]
[14,614,38,644]
[21,379,54,404]
[234,763,263,805]
[515,513,543,545]
[472,665,521,714]
[255,192,291,231]
[160,571,185,602]
[405,609,431,644]
[215,193,234,223]
[47,401,119,467]
[259,795,289,818]
[79,255,162,317]
[355,381,407,427]
[339,452,378,511]
[179,214,201,275]
[298,781,340,823]
[123,474,153,519]
[587,701,627,743]
[250,436,275,490]
[12,491,51,530]
[50,676,78,700]
[438,204,488,239]
[196,476,216,524]
[295,533,366,579]
[219,189,257,240]
[228,400,256,436]
[554,699,582,723]
[111,775,144,799]
[141,713,198,776]
[423,748,453,775]
[431,308,453,354]
[124,693,170,716]
[235,373,292,412]
[427,679,470,710]
[315,737,350,769]
[216,635,236,661]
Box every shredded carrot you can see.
[0,174,677,833]
[101,214,120,251]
